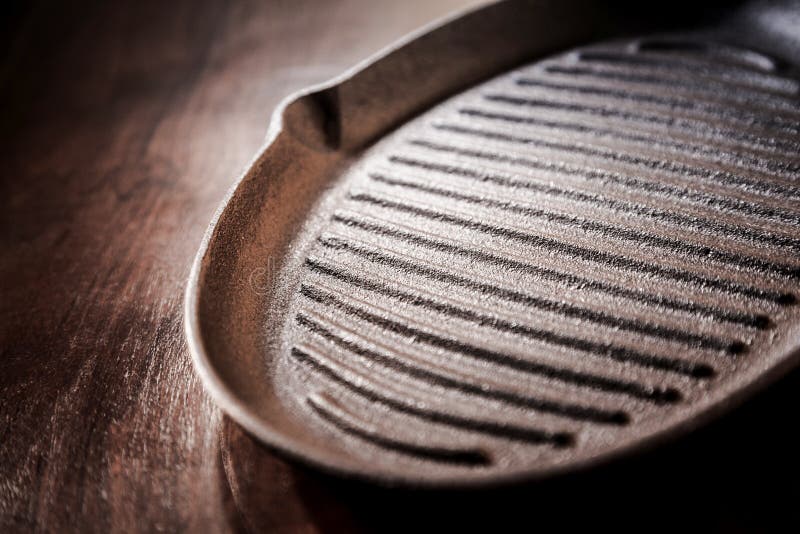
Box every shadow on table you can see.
[220,364,800,533]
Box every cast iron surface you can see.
[186,0,800,485]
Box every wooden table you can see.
[2,1,799,531]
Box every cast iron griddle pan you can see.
[185,0,800,486]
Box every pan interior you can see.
[266,33,800,482]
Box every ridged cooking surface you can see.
[277,37,800,478]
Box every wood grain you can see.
[0,1,475,531]
[2,1,800,532]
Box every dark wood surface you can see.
[0,1,473,531]
[2,1,800,532]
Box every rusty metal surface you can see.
[186,0,800,486]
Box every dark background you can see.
[2,1,799,531]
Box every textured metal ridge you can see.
[276,36,800,479]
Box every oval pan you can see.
[185,0,800,486]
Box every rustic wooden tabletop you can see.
[2,1,800,532]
